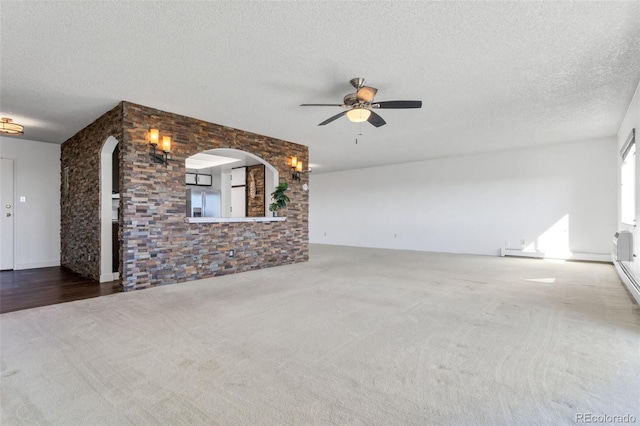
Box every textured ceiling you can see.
[1,1,640,173]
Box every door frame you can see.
[1,156,16,270]
[100,136,119,282]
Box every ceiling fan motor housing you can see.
[350,77,365,89]
[343,93,358,106]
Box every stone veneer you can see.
[246,164,265,217]
[61,101,308,290]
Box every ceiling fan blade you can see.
[374,100,422,109]
[367,110,386,127]
[318,111,348,126]
[300,103,343,107]
[356,86,378,102]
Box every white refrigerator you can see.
[187,188,221,217]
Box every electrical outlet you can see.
[520,239,526,246]
[229,249,234,257]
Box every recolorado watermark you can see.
[576,413,637,424]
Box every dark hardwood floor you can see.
[0,267,121,314]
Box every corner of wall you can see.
[118,102,309,290]
[60,103,124,281]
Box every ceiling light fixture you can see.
[0,117,24,135]
[346,108,371,123]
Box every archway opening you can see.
[185,148,279,218]
[100,136,119,282]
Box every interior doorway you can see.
[100,136,119,282]
[1,158,15,270]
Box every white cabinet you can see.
[231,167,246,186]
[196,174,212,186]
[231,186,246,217]
[186,173,212,186]
[230,167,246,217]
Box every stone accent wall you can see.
[246,164,265,217]
[120,102,308,290]
[60,104,123,280]
[61,101,308,290]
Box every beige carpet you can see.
[1,244,639,425]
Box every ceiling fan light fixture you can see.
[0,117,24,135]
[346,108,371,123]
[301,77,422,127]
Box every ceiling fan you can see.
[301,77,422,127]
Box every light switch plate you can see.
[20,196,26,203]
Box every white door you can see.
[231,186,246,217]
[1,158,15,270]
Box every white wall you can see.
[310,138,616,257]
[617,80,640,302]
[0,137,60,269]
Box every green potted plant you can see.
[269,182,290,217]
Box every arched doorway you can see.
[100,136,119,282]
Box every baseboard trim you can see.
[500,248,611,263]
[15,260,61,270]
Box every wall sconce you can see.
[291,156,303,181]
[148,128,171,165]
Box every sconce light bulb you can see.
[291,156,298,168]
[149,128,159,145]
[162,136,171,152]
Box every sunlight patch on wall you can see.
[538,214,570,255]
[511,214,573,260]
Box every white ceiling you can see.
[186,149,261,172]
[1,1,639,173]
[186,153,241,170]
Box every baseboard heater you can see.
[613,260,640,305]
[500,248,611,263]
[612,230,640,305]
